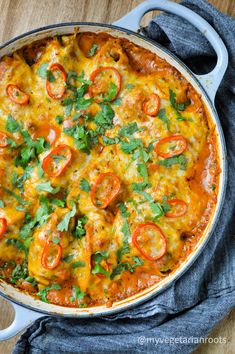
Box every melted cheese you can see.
[0,32,219,307]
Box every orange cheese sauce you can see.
[0,32,219,307]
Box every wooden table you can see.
[0,0,234,353]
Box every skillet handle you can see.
[113,0,228,102]
[0,299,44,341]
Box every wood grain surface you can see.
[0,1,234,353]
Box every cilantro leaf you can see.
[15,132,49,168]
[117,220,130,261]
[118,201,130,218]
[169,89,191,120]
[157,154,188,170]
[176,117,193,122]
[72,285,86,304]
[88,43,99,57]
[104,82,118,102]
[120,138,142,154]
[36,160,44,178]
[46,70,56,82]
[118,122,140,137]
[146,142,154,153]
[110,256,144,279]
[37,284,61,303]
[137,162,148,183]
[62,254,74,263]
[55,115,64,124]
[36,182,60,194]
[37,62,49,79]
[35,195,53,226]
[9,260,29,284]
[51,198,65,207]
[73,216,88,239]
[19,214,37,240]
[131,182,149,192]
[92,264,110,277]
[157,108,170,130]
[52,237,60,244]
[11,166,33,193]
[169,90,178,110]
[6,137,17,148]
[16,205,26,212]
[102,136,120,145]
[64,125,88,150]
[6,239,26,253]
[62,98,73,116]
[94,104,115,134]
[91,251,110,278]
[112,97,122,106]
[64,125,98,152]
[57,202,76,232]
[5,114,21,133]
[79,178,90,192]
[67,70,91,85]
[92,251,109,264]
[110,263,127,279]
[74,97,94,111]
[134,190,171,219]
[72,261,85,268]
[67,71,79,82]
[77,83,89,98]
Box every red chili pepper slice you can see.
[155,135,187,158]
[46,63,67,100]
[32,123,60,146]
[143,93,160,116]
[41,239,62,270]
[6,84,30,105]
[165,199,188,218]
[90,172,121,209]
[88,66,122,103]
[0,218,7,239]
[132,222,167,261]
[42,144,72,178]
[0,131,8,147]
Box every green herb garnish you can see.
[5,114,21,133]
[117,201,130,218]
[46,70,56,82]
[102,136,120,145]
[73,216,88,239]
[117,220,130,261]
[57,201,76,232]
[157,108,170,130]
[94,104,115,134]
[36,182,60,194]
[157,154,188,170]
[88,43,99,57]
[72,261,85,268]
[37,62,49,79]
[111,256,144,279]
[118,122,140,138]
[37,284,61,303]
[79,178,91,192]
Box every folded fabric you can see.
[13,1,235,353]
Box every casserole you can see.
[0,0,228,340]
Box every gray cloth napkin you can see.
[13,1,235,353]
